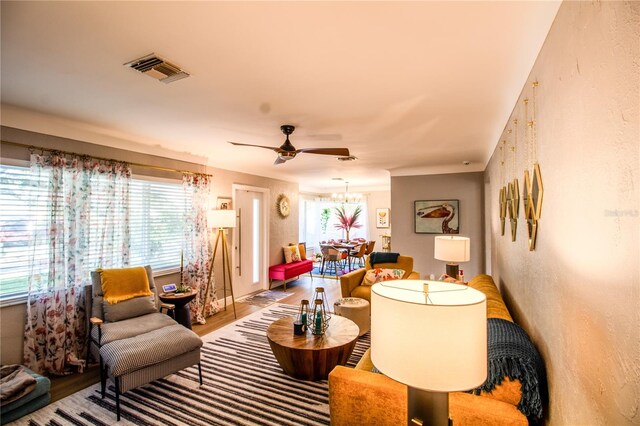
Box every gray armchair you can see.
[87,266,203,421]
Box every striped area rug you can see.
[13,304,370,426]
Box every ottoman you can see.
[99,323,203,421]
[334,297,370,336]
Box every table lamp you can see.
[203,209,237,319]
[371,280,487,426]
[434,236,470,278]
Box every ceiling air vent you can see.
[124,53,189,84]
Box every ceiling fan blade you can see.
[228,141,280,152]
[274,157,286,165]
[297,147,350,156]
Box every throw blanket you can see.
[0,365,36,406]
[473,318,545,420]
[99,266,152,304]
[369,252,400,266]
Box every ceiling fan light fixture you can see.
[278,151,296,161]
[228,124,350,165]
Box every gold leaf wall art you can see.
[523,81,543,250]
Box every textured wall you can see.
[484,2,639,424]
[390,172,485,280]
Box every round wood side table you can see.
[266,315,359,381]
[158,290,197,329]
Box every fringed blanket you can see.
[473,318,546,420]
[369,252,399,266]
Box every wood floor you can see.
[49,275,342,403]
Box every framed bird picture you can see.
[414,200,460,234]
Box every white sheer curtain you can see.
[23,153,131,375]
[181,174,216,324]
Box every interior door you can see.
[234,189,265,298]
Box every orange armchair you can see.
[339,255,419,302]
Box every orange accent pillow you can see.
[100,267,153,304]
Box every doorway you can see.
[233,185,269,298]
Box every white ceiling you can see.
[0,1,560,192]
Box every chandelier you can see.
[331,181,362,203]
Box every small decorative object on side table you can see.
[311,286,332,326]
[159,287,197,329]
[311,299,327,335]
[295,299,310,334]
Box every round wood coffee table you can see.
[266,315,359,381]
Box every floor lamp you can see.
[203,209,237,319]
[371,280,487,426]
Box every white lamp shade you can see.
[371,280,487,392]
[434,236,470,262]
[208,209,236,229]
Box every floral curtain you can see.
[182,173,217,323]
[23,153,131,375]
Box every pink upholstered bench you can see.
[268,259,314,291]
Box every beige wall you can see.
[0,303,24,365]
[366,190,391,252]
[485,1,639,424]
[0,126,298,364]
[390,172,485,280]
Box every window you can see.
[0,165,49,300]
[129,177,188,272]
[0,164,189,301]
[299,196,369,253]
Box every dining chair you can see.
[349,243,367,268]
[365,240,376,257]
[320,245,347,276]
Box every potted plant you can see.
[334,205,362,241]
[175,283,192,294]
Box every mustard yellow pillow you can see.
[289,243,307,260]
[100,266,153,304]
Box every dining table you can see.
[319,242,364,272]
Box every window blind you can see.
[129,178,187,271]
[0,165,189,301]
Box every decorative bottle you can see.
[297,299,310,332]
[311,299,326,335]
[311,287,331,326]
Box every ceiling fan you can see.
[229,125,350,165]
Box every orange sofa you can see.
[329,274,532,426]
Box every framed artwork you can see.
[376,208,390,228]
[217,197,232,210]
[414,200,460,234]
